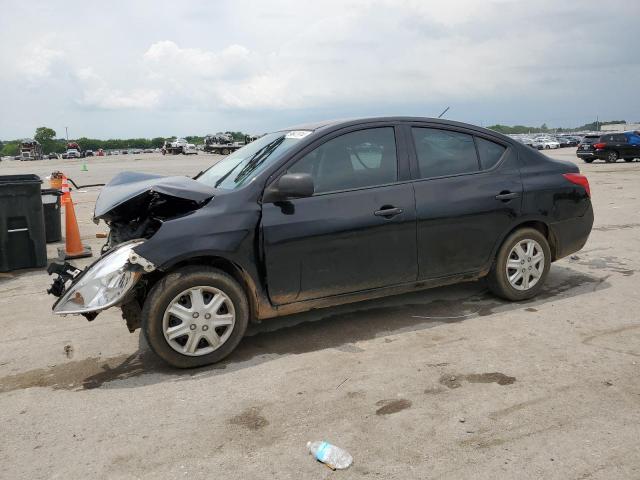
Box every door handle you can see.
[495,192,520,201]
[374,207,403,218]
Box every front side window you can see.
[412,128,479,179]
[287,127,398,194]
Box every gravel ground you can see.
[0,149,639,479]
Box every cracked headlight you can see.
[53,240,145,315]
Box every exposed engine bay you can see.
[93,171,215,251]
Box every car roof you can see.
[279,116,513,141]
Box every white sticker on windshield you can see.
[285,130,312,139]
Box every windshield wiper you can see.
[214,137,285,188]
[231,137,285,186]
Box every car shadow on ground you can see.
[0,264,611,394]
[85,264,611,389]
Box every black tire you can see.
[544,145,550,150]
[582,158,594,163]
[605,150,618,163]
[487,228,551,301]
[624,158,633,163]
[222,148,230,155]
[142,266,249,368]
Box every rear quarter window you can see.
[475,137,506,170]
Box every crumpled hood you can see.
[94,171,214,219]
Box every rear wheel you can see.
[605,150,618,163]
[142,266,249,368]
[487,228,551,301]
[582,158,594,163]
[624,158,634,163]
[222,148,230,155]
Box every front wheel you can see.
[142,266,249,368]
[487,228,551,301]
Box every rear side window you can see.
[411,128,479,178]
[475,137,506,170]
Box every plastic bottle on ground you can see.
[307,440,353,470]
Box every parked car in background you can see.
[588,132,640,163]
[121,150,129,155]
[565,137,580,146]
[85,150,94,157]
[144,148,154,153]
[131,149,143,155]
[556,137,572,148]
[183,144,198,155]
[47,152,58,159]
[66,149,81,158]
[49,116,594,368]
[576,134,604,163]
[515,137,534,147]
[533,137,560,150]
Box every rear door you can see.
[406,124,522,279]
[261,125,417,305]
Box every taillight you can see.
[563,173,590,197]
[593,143,605,149]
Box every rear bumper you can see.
[576,151,596,159]
[549,204,594,260]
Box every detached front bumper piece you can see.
[48,240,152,320]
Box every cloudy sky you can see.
[1,0,638,139]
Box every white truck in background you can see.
[162,138,189,155]
[203,133,259,155]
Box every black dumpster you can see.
[42,188,62,243]
[0,175,47,272]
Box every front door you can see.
[261,126,417,305]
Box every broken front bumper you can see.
[48,240,154,318]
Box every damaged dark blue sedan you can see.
[49,117,594,368]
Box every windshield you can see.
[196,131,309,190]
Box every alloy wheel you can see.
[162,286,236,356]
[505,239,545,291]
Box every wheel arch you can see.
[492,220,558,265]
[160,255,261,322]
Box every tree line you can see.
[1,121,632,157]
[488,120,627,135]
[0,128,251,156]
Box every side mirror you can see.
[278,173,314,198]
[265,173,314,202]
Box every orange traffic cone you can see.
[58,175,92,260]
